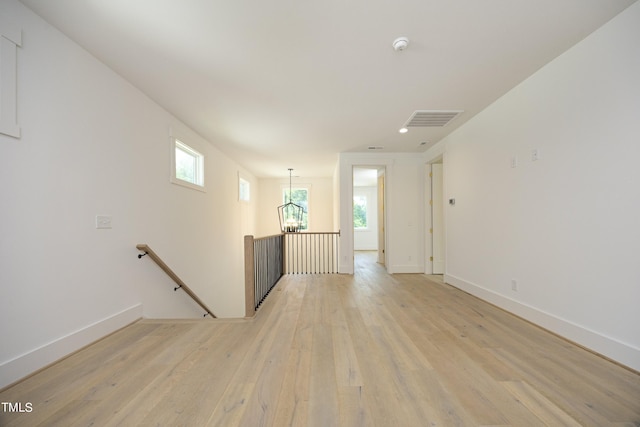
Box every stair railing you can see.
[244,231,340,317]
[244,234,284,317]
[283,231,340,274]
[136,244,216,318]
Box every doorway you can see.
[353,166,386,269]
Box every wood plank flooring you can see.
[1,251,639,426]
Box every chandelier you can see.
[277,168,304,233]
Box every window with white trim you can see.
[171,138,205,191]
[239,174,250,202]
[0,22,22,138]
[282,187,309,230]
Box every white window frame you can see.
[0,21,21,138]
[238,173,250,202]
[281,184,310,230]
[353,194,369,231]
[170,137,206,192]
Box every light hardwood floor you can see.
[1,252,639,426]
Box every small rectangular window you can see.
[171,138,205,191]
[239,175,250,202]
[0,22,22,138]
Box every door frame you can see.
[426,157,445,274]
[377,170,386,265]
[339,155,393,275]
[351,165,387,270]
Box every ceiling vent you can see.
[405,110,463,128]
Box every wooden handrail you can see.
[284,231,341,235]
[136,244,216,318]
[254,233,286,241]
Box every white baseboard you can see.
[444,274,640,372]
[339,261,354,274]
[0,304,143,389]
[390,264,424,274]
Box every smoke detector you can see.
[392,37,409,51]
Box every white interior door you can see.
[431,164,445,274]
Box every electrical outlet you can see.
[96,215,112,229]
[511,279,518,291]
[510,155,518,168]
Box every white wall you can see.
[425,2,640,370]
[256,176,334,236]
[0,0,257,388]
[333,161,341,235]
[353,186,377,250]
[338,154,425,274]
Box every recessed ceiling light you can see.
[399,127,408,134]
[420,141,427,146]
[368,146,384,150]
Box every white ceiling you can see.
[20,0,636,178]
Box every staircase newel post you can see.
[244,235,256,317]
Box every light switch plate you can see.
[96,215,112,229]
